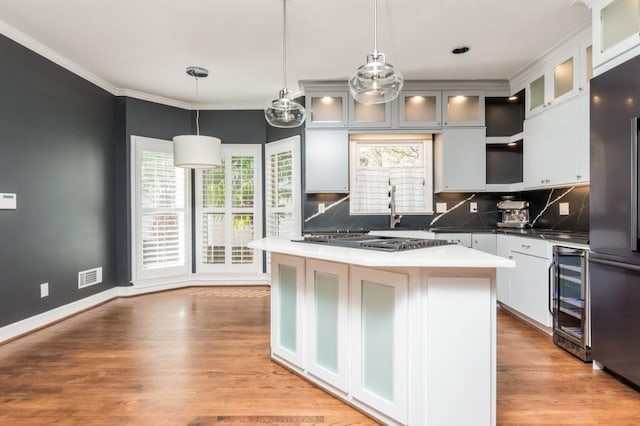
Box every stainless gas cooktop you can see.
[298,233,452,252]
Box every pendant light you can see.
[264,0,306,128]
[349,0,404,105]
[173,66,222,168]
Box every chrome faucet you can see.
[389,184,402,229]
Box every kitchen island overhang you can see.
[249,237,515,426]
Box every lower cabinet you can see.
[472,233,497,254]
[496,235,512,304]
[305,259,349,392]
[350,266,409,424]
[508,237,552,328]
[271,253,306,368]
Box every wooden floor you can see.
[0,287,639,425]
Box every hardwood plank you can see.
[1,287,639,425]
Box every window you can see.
[349,138,433,215]
[195,144,262,273]
[265,136,302,272]
[265,136,301,240]
[131,136,191,281]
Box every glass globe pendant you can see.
[349,0,404,104]
[265,0,306,128]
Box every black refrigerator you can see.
[590,54,640,387]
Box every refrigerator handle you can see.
[632,116,639,252]
[548,261,555,316]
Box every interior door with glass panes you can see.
[196,144,262,273]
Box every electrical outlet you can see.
[470,202,478,213]
[40,283,49,298]
[318,202,326,213]
[436,202,447,213]
[559,202,570,216]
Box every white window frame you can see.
[265,136,302,273]
[130,135,192,282]
[349,138,434,215]
[195,144,263,274]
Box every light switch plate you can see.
[318,202,326,213]
[436,202,447,213]
[470,202,478,213]
[0,193,16,209]
[559,202,569,216]
[40,283,49,298]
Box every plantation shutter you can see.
[132,136,191,282]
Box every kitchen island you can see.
[249,237,514,426]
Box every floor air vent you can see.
[78,267,102,289]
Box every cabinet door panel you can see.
[435,128,486,192]
[510,251,552,327]
[271,254,306,367]
[496,235,511,304]
[350,266,408,424]
[306,259,349,392]
[305,129,349,193]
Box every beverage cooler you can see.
[551,246,591,362]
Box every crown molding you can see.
[117,88,191,110]
[0,18,119,96]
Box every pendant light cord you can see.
[373,0,378,56]
[282,0,288,90]
[195,76,200,136]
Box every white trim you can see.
[0,288,119,344]
[0,18,118,95]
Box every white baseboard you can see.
[1,275,271,344]
[0,288,119,344]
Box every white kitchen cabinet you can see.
[350,265,409,424]
[496,234,511,304]
[591,0,640,75]
[398,90,442,127]
[436,232,472,248]
[271,253,306,368]
[434,127,486,192]
[305,259,349,392]
[305,128,349,193]
[349,98,392,128]
[305,92,348,127]
[509,237,552,328]
[526,48,580,117]
[472,233,497,254]
[523,94,589,189]
[442,91,485,127]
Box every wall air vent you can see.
[78,267,102,289]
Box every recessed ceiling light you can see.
[452,46,470,55]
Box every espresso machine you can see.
[497,197,530,228]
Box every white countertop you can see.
[249,237,515,268]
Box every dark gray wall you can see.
[0,35,116,326]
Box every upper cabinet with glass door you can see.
[526,49,579,117]
[398,91,442,127]
[349,98,392,128]
[442,91,485,126]
[591,0,640,74]
[305,92,349,127]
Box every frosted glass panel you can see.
[362,280,395,401]
[354,102,386,123]
[311,96,343,123]
[601,0,640,51]
[447,95,480,122]
[279,264,297,351]
[554,58,574,99]
[315,271,339,373]
[404,95,437,122]
[530,76,545,110]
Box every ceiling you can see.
[0,0,591,109]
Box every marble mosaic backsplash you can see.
[303,186,589,233]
